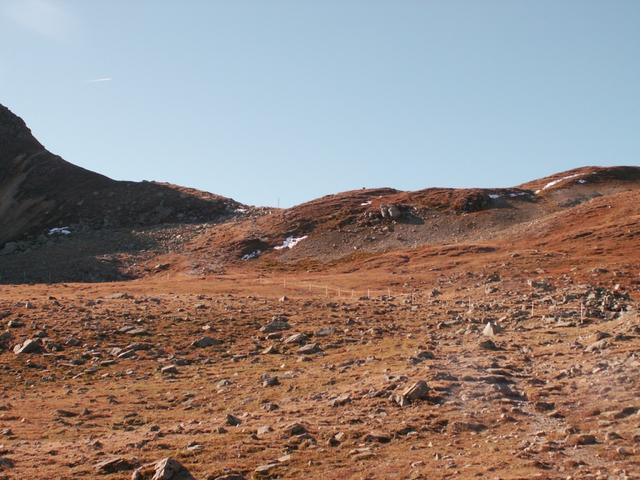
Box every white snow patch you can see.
[535,173,585,194]
[360,201,372,206]
[274,235,308,250]
[242,250,261,260]
[48,227,71,236]
[235,208,248,213]
[578,179,587,184]
[490,191,532,199]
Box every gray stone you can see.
[329,393,351,407]
[387,205,402,219]
[13,338,42,354]
[191,336,222,348]
[132,457,195,480]
[315,327,335,337]
[284,333,308,345]
[297,343,321,355]
[255,463,278,475]
[395,380,429,407]
[260,319,290,333]
[95,457,135,474]
[226,414,242,426]
[482,322,502,337]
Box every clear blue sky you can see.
[1,1,638,207]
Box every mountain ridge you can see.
[0,103,244,245]
[1,103,639,283]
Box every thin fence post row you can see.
[255,276,424,303]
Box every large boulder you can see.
[95,457,136,475]
[387,205,402,219]
[0,331,11,350]
[132,457,195,480]
[13,338,42,354]
[395,380,429,407]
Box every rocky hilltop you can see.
[0,104,244,247]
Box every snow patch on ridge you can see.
[242,250,261,260]
[48,227,71,236]
[535,173,587,194]
[488,191,531,200]
[274,236,308,250]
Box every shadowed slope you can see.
[0,104,244,246]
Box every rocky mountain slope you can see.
[169,165,640,280]
[0,103,244,247]
[1,103,639,286]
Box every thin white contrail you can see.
[88,77,112,83]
